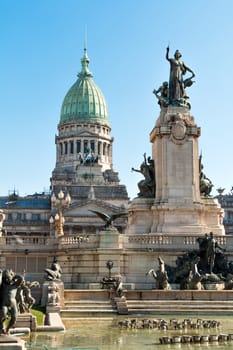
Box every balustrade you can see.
[0,233,232,252]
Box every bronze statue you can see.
[199,154,213,196]
[16,278,39,313]
[196,234,209,270]
[113,276,123,297]
[153,81,169,107]
[132,153,155,198]
[146,257,171,290]
[187,256,203,290]
[196,232,226,275]
[206,232,225,274]
[45,257,62,281]
[89,210,127,229]
[0,269,23,334]
[166,47,195,107]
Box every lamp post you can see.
[50,190,71,237]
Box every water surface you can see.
[24,315,233,350]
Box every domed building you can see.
[0,49,129,286]
[50,48,129,235]
[53,48,111,181]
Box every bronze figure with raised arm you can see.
[166,46,195,107]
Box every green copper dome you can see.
[60,49,109,126]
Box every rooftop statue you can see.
[153,47,195,109]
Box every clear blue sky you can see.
[1,0,233,199]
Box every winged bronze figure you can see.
[89,210,127,228]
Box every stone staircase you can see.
[61,299,117,317]
[126,300,233,315]
[61,289,114,317]
[60,289,233,317]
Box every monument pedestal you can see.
[128,196,224,235]
[98,228,122,249]
[150,198,224,235]
[128,106,225,236]
[97,229,124,282]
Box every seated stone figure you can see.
[132,153,155,198]
[199,156,213,196]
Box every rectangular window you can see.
[76,141,81,153]
[65,142,68,154]
[84,140,88,153]
[90,141,95,153]
[70,141,74,154]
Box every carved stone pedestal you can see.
[41,280,64,308]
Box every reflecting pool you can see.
[23,315,233,350]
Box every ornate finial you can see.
[78,44,93,78]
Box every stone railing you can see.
[0,233,232,252]
[58,234,99,249]
[0,234,99,251]
[0,236,54,251]
[124,234,229,251]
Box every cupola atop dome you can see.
[60,48,109,126]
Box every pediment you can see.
[63,199,125,217]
